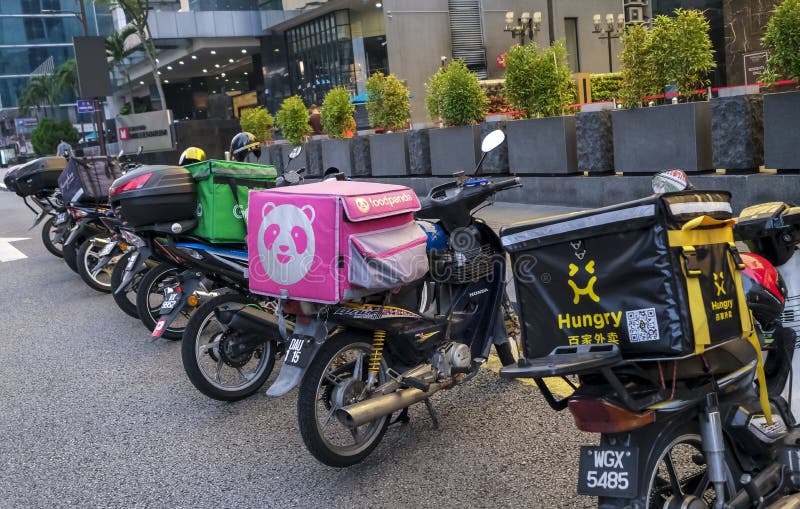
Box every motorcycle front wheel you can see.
[135,262,188,340]
[77,235,119,293]
[41,216,64,258]
[181,293,277,401]
[297,331,390,467]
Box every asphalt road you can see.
[0,189,595,509]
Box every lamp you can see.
[503,10,542,44]
[521,12,531,24]
[505,11,514,25]
[593,14,602,32]
[593,13,626,73]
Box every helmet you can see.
[179,146,207,166]
[741,251,787,327]
[230,132,261,162]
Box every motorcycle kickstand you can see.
[424,398,440,430]
[390,407,410,426]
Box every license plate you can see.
[159,290,182,315]
[98,241,116,257]
[577,446,638,498]
[125,252,139,271]
[55,212,67,225]
[284,336,313,368]
[152,319,167,338]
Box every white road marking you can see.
[0,237,29,262]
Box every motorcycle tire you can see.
[62,224,104,274]
[297,330,390,467]
[135,262,185,341]
[598,414,740,508]
[110,252,152,319]
[181,293,277,401]
[77,235,117,293]
[41,216,64,258]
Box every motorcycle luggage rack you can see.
[500,344,664,413]
[779,295,800,348]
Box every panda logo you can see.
[354,197,370,214]
[257,202,316,285]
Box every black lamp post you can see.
[504,11,542,46]
[593,13,625,73]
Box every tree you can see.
[365,71,411,131]
[240,106,275,142]
[30,118,79,156]
[95,0,166,109]
[503,40,573,118]
[647,9,716,100]
[424,60,487,126]
[18,74,63,118]
[321,87,356,138]
[619,24,658,108]
[762,0,800,85]
[106,26,142,113]
[275,96,311,146]
[54,60,78,99]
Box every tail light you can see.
[568,398,655,433]
[69,208,87,220]
[109,173,152,198]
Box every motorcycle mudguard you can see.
[266,319,327,397]
[28,209,48,230]
[153,272,201,334]
[52,218,72,245]
[64,219,89,247]
[114,246,152,295]
[90,241,119,278]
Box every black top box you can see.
[11,156,66,197]
[110,165,197,228]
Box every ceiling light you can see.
[243,71,248,75]
[210,50,216,55]
[166,65,173,70]
[191,55,197,60]
[221,72,226,77]
[139,80,145,85]
[375,2,382,7]
[202,68,208,73]
[273,48,279,52]
[215,64,220,68]
[178,60,184,65]
[155,58,160,63]
[228,58,234,63]
[157,71,162,75]
[241,49,247,54]
[163,79,169,83]
[225,79,229,82]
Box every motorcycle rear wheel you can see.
[297,331,390,467]
[77,235,118,293]
[181,293,277,401]
[41,216,63,258]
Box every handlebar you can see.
[491,177,522,194]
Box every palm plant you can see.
[106,26,142,114]
[18,74,63,118]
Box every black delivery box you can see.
[109,165,197,228]
[12,156,66,196]
[500,191,750,359]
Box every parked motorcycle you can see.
[499,171,800,508]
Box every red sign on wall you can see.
[118,127,130,141]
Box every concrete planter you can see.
[576,111,614,174]
[304,139,323,178]
[408,129,431,176]
[711,95,763,173]
[351,136,371,177]
[612,102,712,174]
[279,143,305,174]
[479,121,509,174]
[506,117,578,174]
[265,143,287,174]
[369,132,409,177]
[321,138,354,176]
[764,91,800,171]
[429,125,480,176]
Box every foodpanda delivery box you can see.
[247,181,429,304]
[500,191,752,359]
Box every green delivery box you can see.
[186,160,277,243]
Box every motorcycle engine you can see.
[431,343,472,380]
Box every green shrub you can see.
[590,73,623,102]
[365,72,411,131]
[31,118,78,156]
[619,23,658,108]
[647,9,716,100]
[503,40,573,118]
[321,86,356,138]
[275,96,311,146]
[240,106,275,142]
[762,0,800,84]
[425,60,487,126]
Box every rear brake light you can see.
[69,208,87,219]
[568,398,655,433]
[110,173,152,198]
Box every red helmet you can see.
[741,252,787,327]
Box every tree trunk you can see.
[124,69,135,113]
[139,28,166,110]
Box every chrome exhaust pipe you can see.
[336,378,452,428]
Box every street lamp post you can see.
[504,11,542,46]
[593,13,625,73]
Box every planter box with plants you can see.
[275,95,312,174]
[576,110,614,174]
[502,40,578,174]
[321,138,355,175]
[711,94,763,173]
[318,86,359,176]
[365,72,413,177]
[424,60,488,176]
[369,132,409,176]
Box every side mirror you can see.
[117,149,124,159]
[283,170,302,184]
[136,146,143,156]
[481,129,505,153]
[289,146,302,160]
[652,170,689,194]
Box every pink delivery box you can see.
[247,180,430,304]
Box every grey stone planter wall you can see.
[279,143,305,174]
[506,116,578,174]
[711,95,763,173]
[370,132,409,177]
[351,136,371,177]
[408,129,431,176]
[429,125,480,176]
[479,121,508,174]
[612,102,712,173]
[764,91,800,171]
[304,139,323,178]
[576,111,614,174]
[264,143,286,174]
[321,138,354,176]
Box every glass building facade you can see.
[0,0,112,110]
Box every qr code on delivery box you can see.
[626,308,660,343]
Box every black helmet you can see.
[230,132,261,162]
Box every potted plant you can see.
[239,106,274,165]
[504,40,577,174]
[366,72,412,176]
[318,86,359,175]
[275,96,313,174]
[612,9,716,174]
[425,60,487,175]
[761,0,800,171]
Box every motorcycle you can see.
[499,171,800,508]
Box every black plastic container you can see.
[12,157,66,196]
[110,165,197,227]
[58,156,122,204]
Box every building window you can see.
[564,17,580,72]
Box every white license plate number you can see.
[577,446,638,498]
